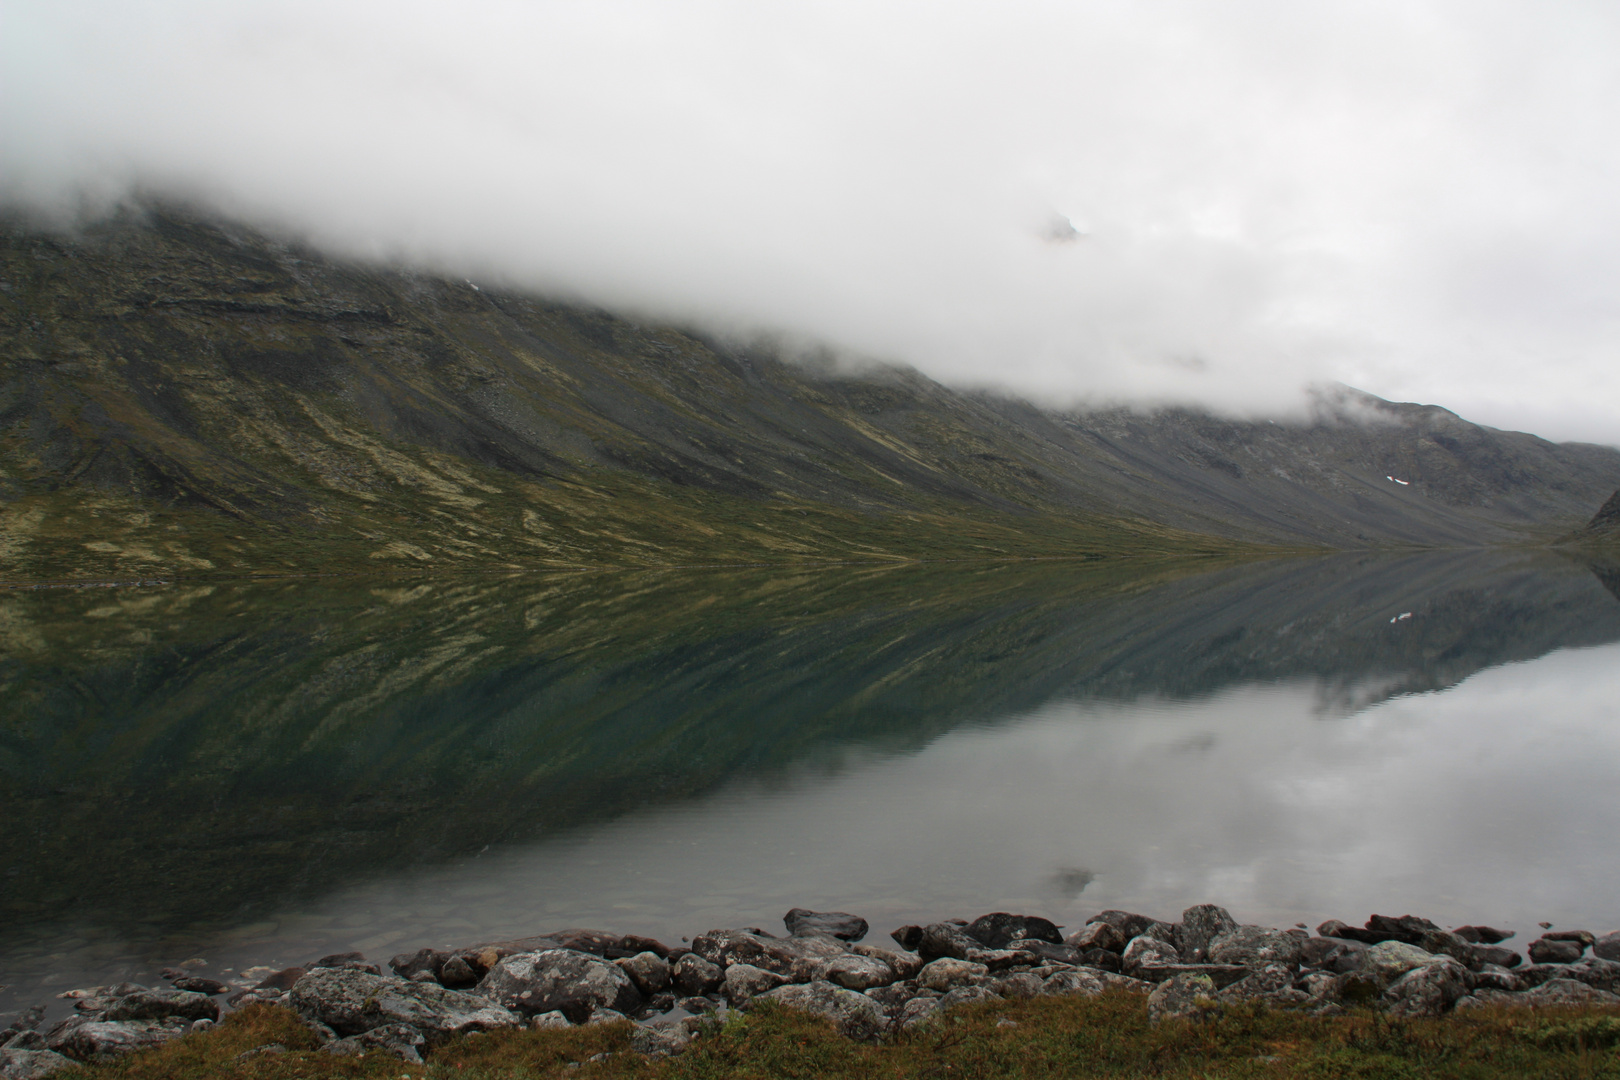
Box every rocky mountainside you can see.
[4,206,1620,580]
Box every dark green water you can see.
[3,551,1619,1014]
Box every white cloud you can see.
[4,0,1619,442]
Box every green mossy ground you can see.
[72,998,1620,1080]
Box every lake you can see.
[3,550,1619,1015]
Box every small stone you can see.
[531,1011,571,1029]
[784,909,869,942]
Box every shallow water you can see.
[2,551,1618,1013]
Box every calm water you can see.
[3,551,1619,1014]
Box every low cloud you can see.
[4,0,1620,442]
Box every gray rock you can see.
[1,1035,45,1054]
[292,967,519,1042]
[478,950,641,1021]
[1147,973,1217,1023]
[784,909,869,942]
[852,945,922,980]
[1364,941,1444,984]
[45,1020,187,1061]
[1007,941,1083,966]
[322,1023,425,1063]
[723,964,789,1006]
[1416,930,1482,970]
[987,972,1043,999]
[1542,930,1596,946]
[615,952,671,996]
[630,1021,691,1057]
[1472,965,1523,992]
[0,1049,80,1079]
[897,996,943,1029]
[965,913,1062,949]
[583,1007,629,1025]
[439,956,478,988]
[102,990,218,1024]
[1594,932,1620,962]
[1297,972,1338,1001]
[915,923,985,962]
[1064,921,1125,953]
[1122,935,1181,976]
[1179,906,1237,965]
[821,955,896,992]
[1208,926,1303,968]
[389,948,447,982]
[918,958,989,992]
[691,929,848,977]
[1040,969,1110,998]
[1528,938,1585,964]
[531,1011,571,1029]
[672,953,723,996]
[543,930,675,960]
[753,981,887,1040]
[1556,957,1620,993]
[1525,978,1620,1007]
[1321,940,1370,974]
[1087,911,1160,942]
[1383,958,1472,1017]
[1467,988,1527,1007]
[169,978,229,995]
[1215,963,1296,1004]
[675,996,718,1015]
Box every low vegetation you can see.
[71,997,1620,1080]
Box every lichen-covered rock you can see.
[821,955,896,992]
[897,996,943,1029]
[752,981,887,1040]
[1064,922,1125,953]
[1040,969,1110,998]
[1472,965,1523,992]
[0,1048,80,1078]
[1086,911,1160,942]
[784,909,869,942]
[722,964,788,1006]
[917,958,989,993]
[321,1023,425,1063]
[102,990,219,1024]
[1175,906,1238,964]
[1122,935,1181,976]
[987,972,1042,999]
[1561,957,1620,992]
[630,1021,691,1058]
[293,967,519,1042]
[691,929,848,977]
[671,954,723,996]
[852,945,922,980]
[1217,963,1299,1005]
[1364,941,1444,984]
[45,1020,187,1061]
[964,913,1062,949]
[1525,978,1620,1007]
[1208,926,1303,968]
[937,985,1000,1011]
[1148,973,1217,1023]
[531,1012,571,1029]
[615,952,671,996]
[1416,930,1482,970]
[477,950,640,1021]
[1383,958,1472,1017]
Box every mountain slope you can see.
[4,206,1619,580]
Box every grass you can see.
[70,996,1620,1080]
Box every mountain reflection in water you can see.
[2,551,1618,1007]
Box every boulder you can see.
[1594,932,1620,962]
[477,950,641,1021]
[691,929,848,977]
[937,985,1000,1011]
[672,954,723,996]
[852,945,922,980]
[1528,938,1585,964]
[1175,906,1238,964]
[752,981,887,1040]
[1472,965,1523,992]
[0,1048,80,1078]
[1366,915,1442,945]
[1086,911,1160,942]
[1364,941,1444,984]
[1416,930,1483,970]
[890,925,925,951]
[964,913,1062,949]
[169,978,228,995]
[630,1021,691,1058]
[102,990,219,1024]
[784,909,869,942]
[1525,978,1620,1007]
[1542,930,1596,946]
[1208,926,1303,968]
[1121,936,1181,977]
[897,996,943,1029]
[1064,922,1125,953]
[322,1023,425,1063]
[821,955,896,992]
[1453,926,1514,945]
[1008,941,1082,966]
[544,930,675,961]
[1147,973,1217,1023]
[45,1020,186,1061]
[1557,958,1620,993]
[1317,920,1394,946]
[918,958,989,993]
[1383,958,1472,1017]
[1217,963,1305,1006]
[987,972,1043,999]
[615,952,671,996]
[389,948,447,982]
[255,968,309,991]
[723,964,788,1006]
[291,967,519,1042]
[1077,948,1123,973]
[1469,945,1521,969]
[1040,969,1109,998]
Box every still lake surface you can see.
[3,550,1619,1013]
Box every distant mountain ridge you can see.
[3,206,1619,580]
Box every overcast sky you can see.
[5,0,1620,444]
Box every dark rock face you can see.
[671,954,723,997]
[964,913,1062,949]
[476,950,641,1022]
[1596,932,1620,963]
[291,967,519,1042]
[1366,914,1443,945]
[784,909,869,942]
[1528,938,1586,964]
[1453,926,1515,945]
[1176,905,1238,964]
[169,977,229,995]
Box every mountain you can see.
[4,205,1620,580]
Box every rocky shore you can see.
[4,906,1619,1077]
